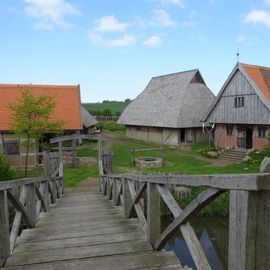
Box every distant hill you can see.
[82,101,130,116]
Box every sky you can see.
[1,0,270,102]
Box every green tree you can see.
[103,108,112,116]
[0,155,13,181]
[8,89,63,177]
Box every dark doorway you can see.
[246,128,253,149]
[179,129,186,143]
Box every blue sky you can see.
[1,0,270,102]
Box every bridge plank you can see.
[4,252,182,270]
[5,192,183,269]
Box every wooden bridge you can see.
[1,136,270,270]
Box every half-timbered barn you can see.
[118,69,215,145]
[204,63,270,150]
[0,84,96,168]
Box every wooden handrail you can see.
[0,151,64,267]
[98,139,270,270]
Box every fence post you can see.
[26,184,37,226]
[228,158,270,270]
[112,178,118,205]
[123,177,133,218]
[147,182,161,248]
[0,190,10,266]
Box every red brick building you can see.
[204,63,270,150]
[0,84,96,168]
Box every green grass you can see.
[64,165,99,187]
[82,102,129,115]
[76,140,98,157]
[112,141,259,175]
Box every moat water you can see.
[163,216,229,270]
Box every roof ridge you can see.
[240,63,270,70]
[152,68,198,79]
[0,84,79,88]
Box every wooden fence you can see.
[0,151,63,267]
[98,140,270,270]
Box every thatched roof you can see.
[118,69,215,128]
[80,106,97,128]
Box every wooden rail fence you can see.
[0,151,63,267]
[99,139,270,270]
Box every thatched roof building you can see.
[118,69,215,145]
[80,106,97,131]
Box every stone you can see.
[207,151,219,158]
[260,157,270,173]
[242,156,251,162]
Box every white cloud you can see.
[235,34,258,46]
[88,32,135,48]
[244,9,270,28]
[264,0,270,4]
[155,0,184,7]
[24,0,80,29]
[34,22,53,30]
[143,35,161,47]
[236,34,246,43]
[93,15,128,33]
[154,9,175,26]
[88,33,103,45]
[106,35,135,47]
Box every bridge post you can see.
[26,184,37,226]
[112,178,118,205]
[147,183,160,248]
[228,158,270,270]
[0,190,10,266]
[123,177,133,218]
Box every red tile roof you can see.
[241,63,270,102]
[0,84,82,131]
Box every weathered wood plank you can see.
[128,180,147,232]
[6,240,153,266]
[147,183,160,248]
[15,231,145,253]
[123,173,270,191]
[155,187,223,250]
[0,190,10,265]
[0,177,48,192]
[4,252,182,270]
[156,184,211,270]
[7,190,34,229]
[10,186,28,254]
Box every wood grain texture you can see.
[5,192,183,270]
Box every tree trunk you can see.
[24,135,30,177]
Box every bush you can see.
[247,145,270,166]
[99,121,125,132]
[0,155,13,181]
[191,143,220,157]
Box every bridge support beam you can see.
[0,190,10,267]
[147,183,160,248]
[228,159,270,270]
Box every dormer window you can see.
[234,96,244,107]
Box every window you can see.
[4,140,19,155]
[226,125,233,136]
[234,96,244,107]
[258,127,267,138]
[136,126,141,131]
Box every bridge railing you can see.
[98,141,270,270]
[0,151,63,267]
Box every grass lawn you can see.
[64,165,99,187]
[112,141,259,175]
